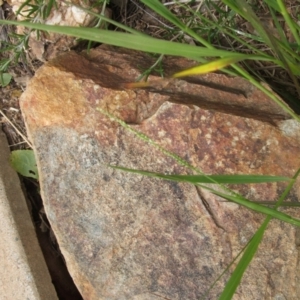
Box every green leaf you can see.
[0,73,12,87]
[10,150,38,180]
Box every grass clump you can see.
[0,0,56,86]
[1,0,300,298]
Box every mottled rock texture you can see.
[20,46,300,299]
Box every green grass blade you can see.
[274,168,300,209]
[251,201,300,207]
[222,0,274,49]
[224,0,300,93]
[0,19,254,60]
[110,166,290,184]
[219,219,268,300]
[64,1,147,36]
[141,0,248,78]
[99,108,300,296]
[277,0,300,45]
[45,0,55,19]
[268,5,289,48]
[1,16,298,120]
[241,75,300,122]
[207,187,300,227]
[201,240,251,299]
[141,0,184,30]
[263,0,280,11]
[219,167,300,299]
[16,0,32,16]
[111,165,300,227]
[141,0,211,47]
[142,0,300,120]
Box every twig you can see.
[0,109,33,148]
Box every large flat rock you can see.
[20,46,300,299]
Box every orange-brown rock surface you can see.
[20,46,300,299]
